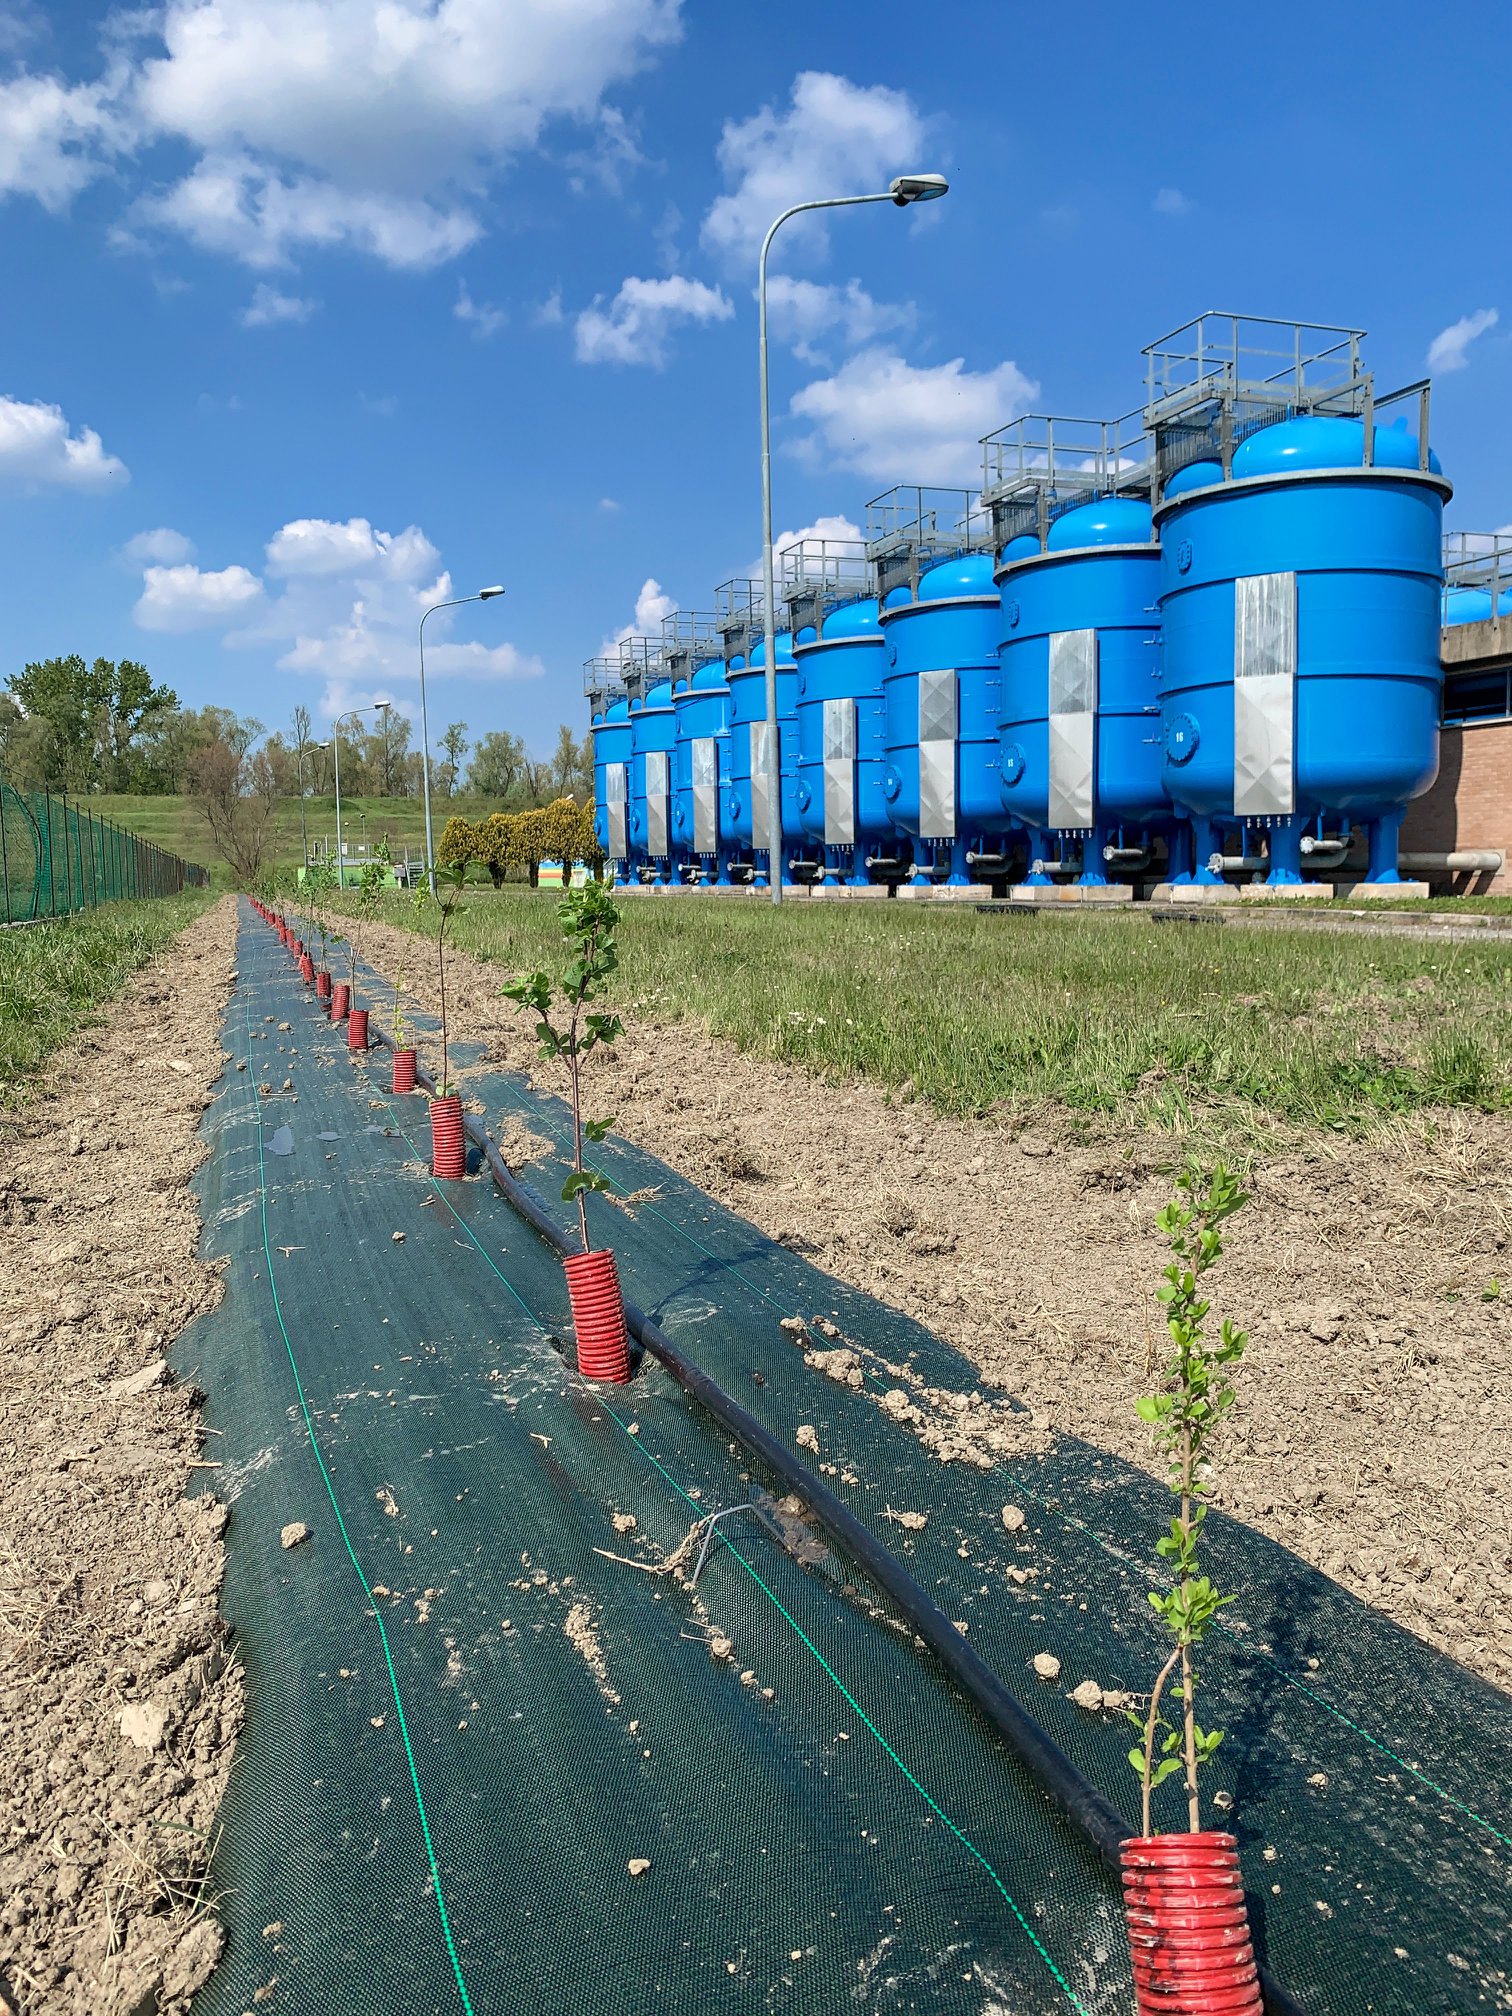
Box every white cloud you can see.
[265,516,439,581]
[134,561,265,630]
[598,496,621,512]
[532,288,564,327]
[127,153,479,270]
[0,393,127,489]
[122,526,195,565]
[574,274,732,368]
[136,0,681,192]
[0,71,130,210]
[1153,186,1191,217]
[126,504,540,692]
[600,575,675,654]
[702,73,926,268]
[454,280,506,339]
[1428,308,1499,374]
[240,280,317,326]
[764,275,913,362]
[1,2,685,272]
[789,347,1038,487]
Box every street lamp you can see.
[419,586,505,894]
[298,738,329,876]
[331,702,390,888]
[757,171,948,904]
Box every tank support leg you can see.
[752,852,769,889]
[910,844,934,887]
[822,847,842,888]
[1076,827,1110,887]
[1165,823,1195,886]
[1190,818,1226,886]
[847,847,871,888]
[715,851,732,886]
[1024,832,1054,887]
[1265,819,1304,886]
[1365,809,1405,883]
[945,837,971,887]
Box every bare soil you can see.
[0,897,242,2016]
[364,913,1512,1695]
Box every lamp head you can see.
[479,584,505,600]
[890,172,949,207]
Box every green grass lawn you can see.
[342,885,1512,1149]
[0,893,213,1103]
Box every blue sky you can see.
[0,0,1506,764]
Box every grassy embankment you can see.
[92,794,500,886]
[0,895,212,1102]
[348,886,1512,1150]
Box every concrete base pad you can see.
[1334,880,1431,901]
[1010,882,1134,904]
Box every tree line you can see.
[0,654,591,805]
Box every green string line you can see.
[378,1089,1091,2014]
[492,1074,1512,1857]
[238,942,475,2016]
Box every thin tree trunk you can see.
[1141,1644,1183,1838]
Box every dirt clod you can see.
[1032,1652,1062,1681]
[627,1857,651,1877]
[280,1521,312,1549]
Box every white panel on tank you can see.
[1233,572,1296,818]
[605,761,627,860]
[749,720,772,848]
[822,697,856,844]
[917,668,957,839]
[692,737,717,854]
[645,748,669,856]
[1048,628,1097,829]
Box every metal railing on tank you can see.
[863,485,994,602]
[0,784,209,925]
[660,610,721,683]
[980,410,1154,550]
[780,536,872,635]
[714,578,768,662]
[1137,311,1444,491]
[1442,531,1512,664]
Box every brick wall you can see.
[1401,720,1512,891]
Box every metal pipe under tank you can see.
[1400,849,1505,873]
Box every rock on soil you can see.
[0,896,243,2014]
[358,912,1512,1695]
[280,1522,312,1550]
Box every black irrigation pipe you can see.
[341,986,1307,2016]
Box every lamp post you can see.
[331,701,390,888]
[299,738,329,877]
[419,586,505,893]
[757,172,949,905]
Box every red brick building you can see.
[1400,617,1512,892]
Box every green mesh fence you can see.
[180,903,1512,2015]
[0,782,208,921]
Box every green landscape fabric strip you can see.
[182,902,1132,2014]
[313,925,1512,2016]
[240,990,476,2016]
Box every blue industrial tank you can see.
[726,629,799,885]
[590,692,633,877]
[671,655,733,882]
[794,596,889,885]
[880,552,1008,885]
[1156,414,1451,884]
[997,494,1172,886]
[626,673,678,882]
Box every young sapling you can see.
[346,843,391,1006]
[1129,1162,1250,1837]
[501,882,623,1253]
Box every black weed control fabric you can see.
[181,903,1512,2016]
